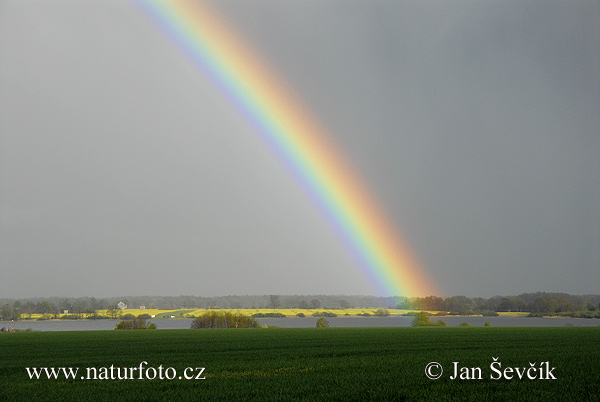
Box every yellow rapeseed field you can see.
[22,308,444,320]
[184,308,430,317]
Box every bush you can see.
[191,311,259,329]
[527,312,544,318]
[137,313,152,319]
[571,311,600,319]
[357,312,371,317]
[316,317,329,328]
[485,322,491,327]
[480,310,499,317]
[86,313,109,320]
[252,312,286,318]
[114,318,156,330]
[528,311,600,319]
[411,313,446,326]
[61,314,83,320]
[296,313,305,317]
[115,321,132,330]
[120,314,136,320]
[311,311,337,317]
[411,312,432,326]
[458,322,472,327]
[374,309,390,317]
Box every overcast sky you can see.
[1,0,598,299]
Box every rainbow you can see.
[136,0,436,297]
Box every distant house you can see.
[140,304,146,309]
[117,301,127,310]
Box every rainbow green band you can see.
[136,0,436,297]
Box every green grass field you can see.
[1,327,598,401]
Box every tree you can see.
[420,296,445,311]
[298,300,309,309]
[1,304,20,321]
[35,301,56,314]
[554,298,574,313]
[530,297,574,314]
[22,302,35,318]
[530,297,548,313]
[498,297,528,312]
[374,308,390,317]
[445,296,473,315]
[106,305,121,319]
[512,298,528,312]
[58,299,72,314]
[115,318,156,330]
[72,301,90,314]
[191,311,259,329]
[309,299,321,309]
[498,298,513,312]
[411,312,432,327]
[268,295,281,309]
[316,317,329,327]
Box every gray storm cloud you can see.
[1,0,598,298]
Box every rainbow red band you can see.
[136,0,437,297]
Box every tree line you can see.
[1,292,599,321]
[404,292,600,316]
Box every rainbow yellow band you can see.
[137,0,437,297]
